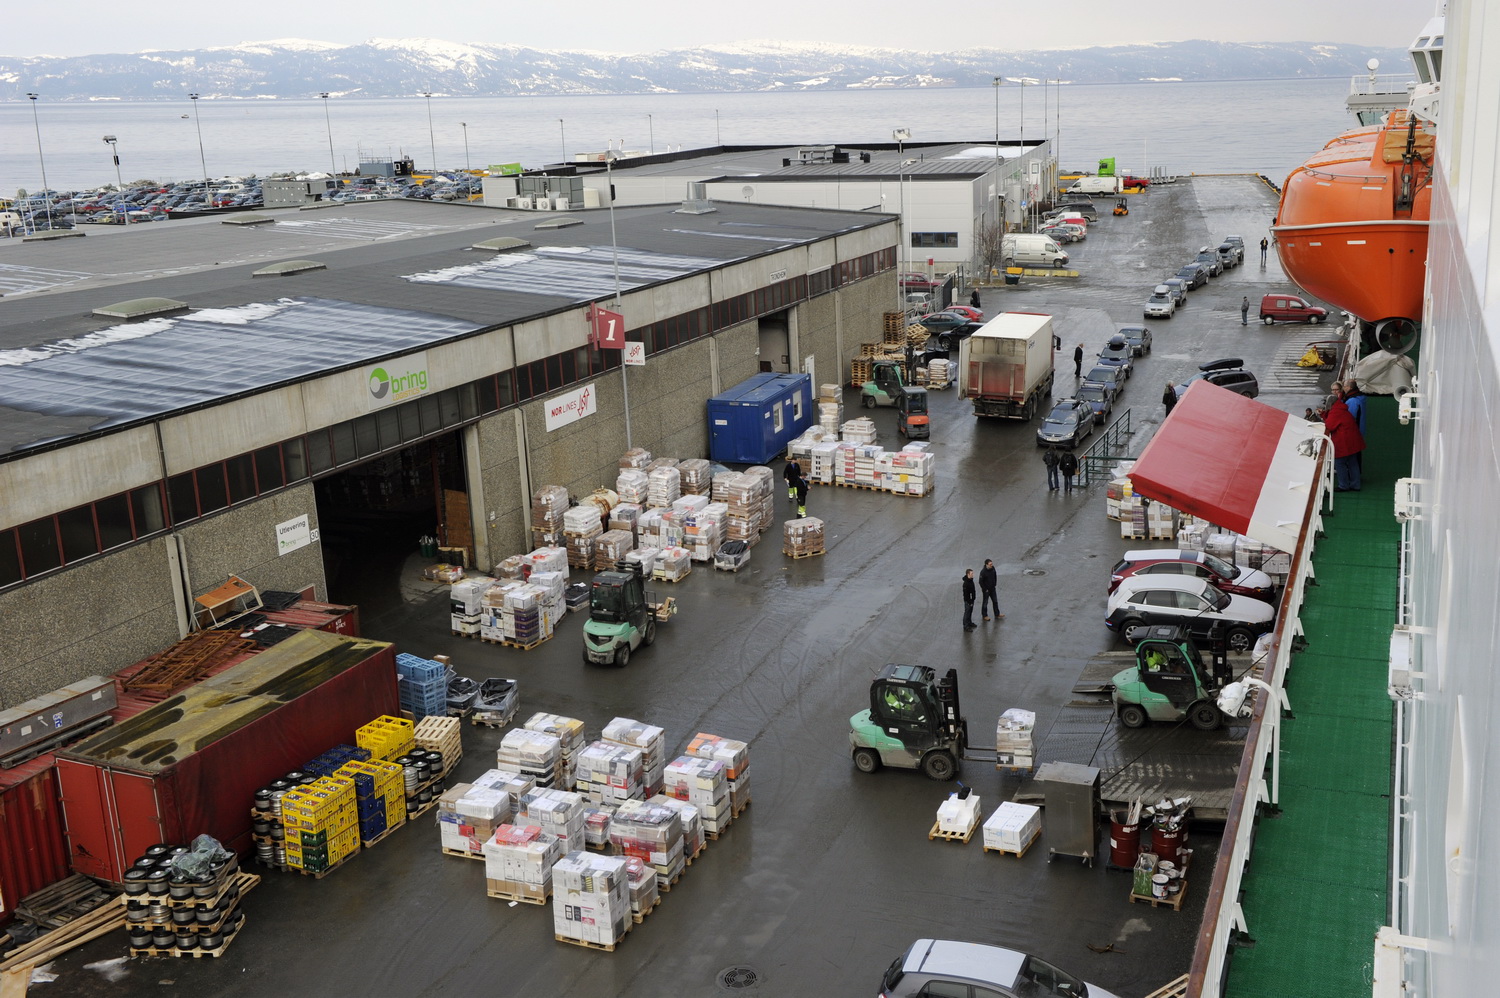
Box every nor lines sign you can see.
[545,382,597,431]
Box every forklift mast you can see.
[937,668,962,736]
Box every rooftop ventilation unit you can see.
[221,214,274,227]
[471,236,532,252]
[534,217,583,230]
[253,259,326,277]
[92,297,189,320]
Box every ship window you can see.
[1430,49,1442,81]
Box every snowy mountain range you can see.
[0,38,1411,100]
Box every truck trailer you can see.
[957,312,1056,420]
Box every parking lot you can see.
[47,174,1339,998]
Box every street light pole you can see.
[26,94,53,232]
[605,153,631,449]
[893,127,912,303]
[422,89,436,174]
[647,114,654,155]
[102,135,123,195]
[715,109,720,145]
[992,77,1002,236]
[320,93,337,176]
[188,94,209,205]
[558,119,566,165]
[460,122,470,174]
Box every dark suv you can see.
[881,939,1122,998]
[1175,263,1210,290]
[1175,357,1260,399]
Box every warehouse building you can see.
[481,139,1057,274]
[0,197,897,702]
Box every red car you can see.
[1109,549,1278,604]
[899,272,939,291]
[942,305,984,322]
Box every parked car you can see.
[1045,201,1098,222]
[899,272,940,291]
[1175,358,1260,399]
[1036,398,1095,448]
[1106,575,1276,650]
[942,305,984,322]
[1144,289,1176,320]
[1118,324,1153,356]
[926,320,985,353]
[1223,234,1247,263]
[1053,222,1087,242]
[1110,549,1278,603]
[1175,263,1210,290]
[1096,335,1134,378]
[1194,246,1224,277]
[915,311,974,335]
[1216,242,1240,269]
[881,939,1123,998]
[1161,278,1189,307]
[1040,224,1080,244]
[1259,292,1329,325]
[1076,380,1115,424]
[1083,364,1125,395]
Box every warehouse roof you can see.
[572,141,1038,184]
[0,199,891,457]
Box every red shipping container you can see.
[56,629,398,885]
[0,767,70,927]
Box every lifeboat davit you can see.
[1272,109,1433,331]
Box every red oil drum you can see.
[1109,813,1140,868]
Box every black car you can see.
[1175,263,1210,290]
[1194,246,1224,277]
[1119,324,1152,356]
[1076,380,1114,424]
[1175,357,1260,399]
[1096,334,1134,378]
[1036,398,1095,448]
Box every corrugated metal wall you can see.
[0,768,70,926]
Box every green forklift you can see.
[1110,624,1232,730]
[849,664,968,780]
[582,562,676,667]
[896,387,930,439]
[860,359,907,408]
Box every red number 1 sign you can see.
[590,306,625,349]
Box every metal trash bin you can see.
[1035,761,1102,866]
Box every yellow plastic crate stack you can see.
[356,715,416,762]
[281,776,361,874]
[335,758,408,845]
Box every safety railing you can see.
[1080,408,1136,486]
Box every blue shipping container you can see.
[707,372,814,465]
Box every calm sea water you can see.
[1,78,1353,194]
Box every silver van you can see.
[1001,233,1070,268]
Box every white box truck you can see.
[957,312,1056,420]
[1065,176,1124,196]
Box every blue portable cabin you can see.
[707,372,814,465]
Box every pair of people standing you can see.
[961,560,1003,630]
[1041,448,1079,493]
[1324,380,1367,491]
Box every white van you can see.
[1065,176,1123,196]
[1001,233,1070,268]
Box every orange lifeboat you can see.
[1272,109,1433,329]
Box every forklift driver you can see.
[882,685,925,722]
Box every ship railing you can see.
[1187,431,1335,997]
[1348,72,1417,98]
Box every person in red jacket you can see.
[1324,399,1364,491]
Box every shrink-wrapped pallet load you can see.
[497,728,563,788]
[686,732,751,814]
[596,529,636,568]
[995,708,1035,769]
[552,853,631,947]
[483,823,562,898]
[524,712,586,790]
[662,756,731,836]
[609,799,684,890]
[647,466,682,508]
[679,458,711,496]
[531,485,570,547]
[519,786,588,855]
[649,794,705,859]
[604,717,667,798]
[615,468,649,505]
[576,740,645,804]
[655,546,692,583]
[782,517,825,557]
[618,447,652,469]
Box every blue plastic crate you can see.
[395,653,445,683]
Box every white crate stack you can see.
[484,824,562,896]
[450,575,495,636]
[552,852,631,948]
[519,787,588,855]
[983,801,1042,853]
[654,546,692,582]
[663,756,731,836]
[604,717,667,797]
[610,800,684,890]
[686,732,751,814]
[836,443,883,487]
[562,504,604,572]
[624,856,659,920]
[840,417,878,445]
[683,501,727,563]
[531,485,569,548]
[808,440,840,485]
[498,728,564,788]
[647,466,682,509]
[883,448,935,496]
[577,741,646,804]
[679,458,711,496]
[524,713,586,789]
[995,708,1035,769]
[648,794,705,859]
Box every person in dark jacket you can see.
[783,457,803,503]
[979,559,1003,621]
[1058,450,1080,493]
[1241,296,1250,325]
[961,569,977,631]
[1073,344,1084,378]
[1162,381,1178,415]
[1324,399,1364,491]
[1043,447,1060,491]
[794,475,809,517]
[969,289,981,309]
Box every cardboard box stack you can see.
[615,469,649,505]
[604,717,667,797]
[610,799,684,890]
[596,529,635,568]
[618,447,652,469]
[679,458,711,496]
[663,755,730,835]
[577,741,645,804]
[1106,477,1136,521]
[450,576,495,636]
[882,448,935,497]
[927,357,953,388]
[520,786,588,854]
[1146,501,1175,540]
[582,804,615,849]
[655,546,692,582]
[782,517,825,557]
[683,501,727,562]
[841,417,878,445]
[608,502,642,541]
[994,708,1035,769]
[494,555,526,579]
[818,382,844,435]
[983,801,1042,853]
[478,581,516,642]
[281,775,360,874]
[531,485,569,548]
[553,852,632,947]
[528,571,567,633]
[498,728,563,788]
[484,823,562,901]
[440,785,512,856]
[470,767,535,804]
[713,471,759,545]
[686,732,751,814]
[395,653,447,720]
[623,546,659,577]
[936,791,981,835]
[624,856,659,920]
[648,795,704,859]
[501,583,553,647]
[744,466,776,533]
[836,443,883,487]
[562,504,603,571]
[524,712,586,789]
[335,758,407,845]
[647,466,682,509]
[356,714,415,762]
[808,440,840,484]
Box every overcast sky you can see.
[7,0,1426,58]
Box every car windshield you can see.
[1177,267,1197,278]
[1086,368,1116,383]
[1202,552,1237,577]
[590,582,627,622]
[1078,384,1105,401]
[1046,404,1075,421]
[1207,586,1232,611]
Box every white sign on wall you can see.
[624,342,646,367]
[276,514,312,556]
[544,382,598,431]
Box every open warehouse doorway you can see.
[314,431,470,616]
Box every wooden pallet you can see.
[287,851,357,880]
[781,548,825,559]
[833,481,882,490]
[1129,877,1188,910]
[450,630,479,639]
[122,630,256,694]
[685,841,706,863]
[656,870,683,893]
[128,920,246,959]
[651,571,692,584]
[732,797,751,819]
[406,796,441,820]
[554,928,627,952]
[471,713,511,729]
[13,874,118,930]
[928,818,979,844]
[982,827,1041,858]
[486,883,551,906]
[0,898,124,975]
[441,847,484,862]
[499,635,550,651]
[360,817,406,849]
[631,896,660,924]
[1143,974,1190,998]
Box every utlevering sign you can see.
[365,352,431,410]
[544,382,597,431]
[276,514,312,556]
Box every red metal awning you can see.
[1129,381,1323,553]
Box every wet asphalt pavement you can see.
[44,175,1339,998]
